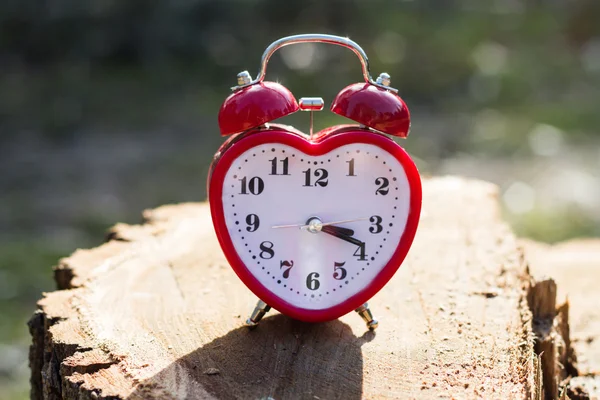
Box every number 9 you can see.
[246,214,260,232]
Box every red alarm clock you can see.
[208,34,421,330]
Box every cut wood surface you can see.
[30,177,539,399]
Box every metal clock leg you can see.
[245,299,271,328]
[355,303,379,330]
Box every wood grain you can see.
[30,177,537,399]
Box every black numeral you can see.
[303,168,329,187]
[245,214,260,232]
[280,260,294,279]
[259,241,274,259]
[369,215,383,234]
[269,157,289,175]
[333,262,347,280]
[346,158,356,176]
[375,177,389,195]
[353,242,367,261]
[306,272,320,290]
[240,176,264,195]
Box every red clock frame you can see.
[209,127,422,323]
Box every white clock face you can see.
[221,142,411,310]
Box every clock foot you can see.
[355,303,379,330]
[244,299,271,329]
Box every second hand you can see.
[272,217,369,229]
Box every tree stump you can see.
[30,177,542,399]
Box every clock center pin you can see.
[305,217,323,234]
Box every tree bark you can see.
[523,239,600,400]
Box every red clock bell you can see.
[208,34,421,330]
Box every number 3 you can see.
[369,215,383,234]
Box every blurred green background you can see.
[1,0,600,398]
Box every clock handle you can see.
[219,34,410,138]
[233,34,398,94]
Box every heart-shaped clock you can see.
[208,34,422,329]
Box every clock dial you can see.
[221,142,411,310]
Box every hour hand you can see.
[321,225,354,237]
[320,226,363,247]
